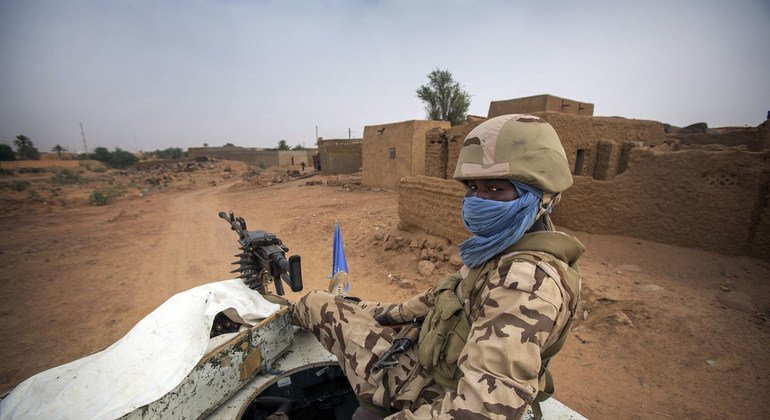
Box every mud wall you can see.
[187,147,316,168]
[551,148,770,259]
[318,138,363,174]
[398,176,468,244]
[672,125,767,152]
[424,128,448,179]
[188,147,278,166]
[488,94,594,118]
[533,112,669,180]
[362,120,450,189]
[277,150,312,168]
[400,148,770,261]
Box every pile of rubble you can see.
[372,230,463,287]
[326,174,363,191]
[127,157,225,187]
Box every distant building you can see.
[317,138,363,174]
[362,120,450,189]
[187,146,315,168]
[488,94,594,118]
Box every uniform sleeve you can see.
[356,288,435,325]
[389,260,563,419]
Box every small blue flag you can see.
[331,223,349,292]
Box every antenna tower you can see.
[80,122,88,154]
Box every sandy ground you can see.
[1,160,769,419]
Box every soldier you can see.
[294,114,584,419]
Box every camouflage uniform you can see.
[293,228,583,419]
[294,114,583,419]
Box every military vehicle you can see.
[0,212,584,419]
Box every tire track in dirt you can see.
[133,184,238,302]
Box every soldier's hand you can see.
[328,271,350,297]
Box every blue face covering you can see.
[458,181,542,268]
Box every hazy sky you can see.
[1,0,768,153]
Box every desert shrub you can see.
[223,166,232,172]
[89,185,126,206]
[0,168,15,176]
[17,167,45,174]
[107,149,138,168]
[258,163,268,169]
[27,189,42,201]
[89,190,109,206]
[147,147,185,160]
[50,169,85,185]
[92,147,138,168]
[0,144,15,161]
[0,180,29,191]
[92,166,108,173]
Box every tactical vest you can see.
[416,233,581,402]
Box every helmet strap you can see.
[535,193,560,221]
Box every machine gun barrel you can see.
[219,211,303,296]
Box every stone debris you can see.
[374,229,458,280]
[612,311,634,326]
[417,260,435,277]
[616,264,644,274]
[449,254,463,268]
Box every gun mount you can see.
[219,211,303,296]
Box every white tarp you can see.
[0,279,279,420]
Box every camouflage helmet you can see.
[453,114,572,194]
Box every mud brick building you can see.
[393,95,770,261]
[361,120,450,189]
[488,94,594,118]
[187,146,315,169]
[316,138,363,174]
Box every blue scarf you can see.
[458,181,542,267]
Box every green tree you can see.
[147,147,184,160]
[292,144,306,150]
[91,147,137,168]
[277,139,290,150]
[109,148,138,168]
[93,147,111,163]
[0,144,16,161]
[52,144,66,159]
[13,135,41,160]
[416,68,471,126]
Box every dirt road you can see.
[1,168,769,419]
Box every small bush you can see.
[92,147,138,168]
[0,168,15,176]
[50,169,85,185]
[89,190,109,206]
[17,167,45,174]
[0,144,16,161]
[0,180,29,191]
[27,189,42,201]
[258,163,268,169]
